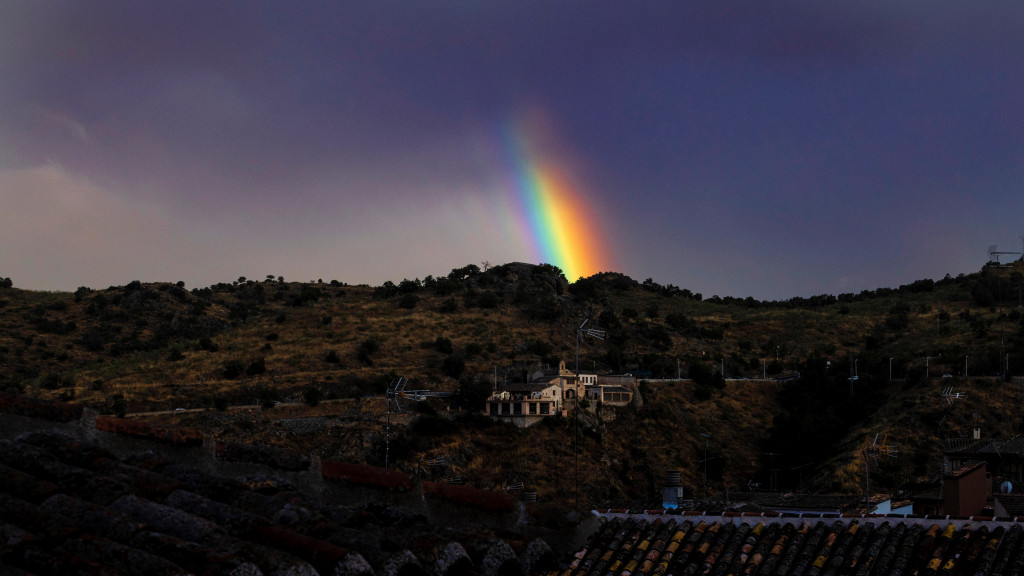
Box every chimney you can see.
[662,470,684,509]
[973,427,981,440]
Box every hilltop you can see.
[1,261,1023,507]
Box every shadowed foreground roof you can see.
[0,395,557,576]
[550,512,1024,576]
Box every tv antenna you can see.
[503,480,525,493]
[941,386,965,407]
[575,319,606,375]
[384,377,437,469]
[988,243,1023,265]
[863,433,899,510]
[423,454,464,485]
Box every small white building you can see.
[484,382,563,427]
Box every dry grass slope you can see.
[1,261,1023,506]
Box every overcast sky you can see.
[2,2,1023,300]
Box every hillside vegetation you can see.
[2,261,1023,507]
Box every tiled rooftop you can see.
[552,511,1024,576]
[945,437,1024,456]
[0,394,557,575]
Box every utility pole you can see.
[763,452,782,491]
[573,319,604,509]
[700,433,711,496]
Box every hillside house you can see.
[584,383,633,406]
[593,373,637,405]
[485,382,562,427]
[528,360,636,405]
[485,361,638,426]
[529,360,588,400]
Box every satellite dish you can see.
[1001,481,1013,494]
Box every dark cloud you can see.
[3,2,1024,297]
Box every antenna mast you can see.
[575,319,606,375]
[863,433,899,511]
[987,241,1023,265]
[384,377,407,469]
[384,376,443,469]
[573,318,605,508]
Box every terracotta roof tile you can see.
[422,481,514,513]
[568,513,1024,576]
[321,460,415,491]
[215,441,311,471]
[0,393,84,422]
[0,463,60,503]
[94,416,203,446]
[0,439,129,505]
[0,397,544,575]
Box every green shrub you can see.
[357,338,379,365]
[222,360,244,379]
[303,384,323,406]
[410,414,457,436]
[442,355,465,379]
[246,358,266,376]
[434,337,453,354]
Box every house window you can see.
[540,403,549,415]
[502,403,511,415]
[603,393,611,402]
[529,403,537,415]
[514,403,522,415]
[490,403,498,415]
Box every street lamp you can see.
[965,355,969,380]
[889,358,893,382]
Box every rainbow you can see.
[503,111,614,282]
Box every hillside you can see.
[1,261,1023,507]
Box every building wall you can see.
[944,464,988,517]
